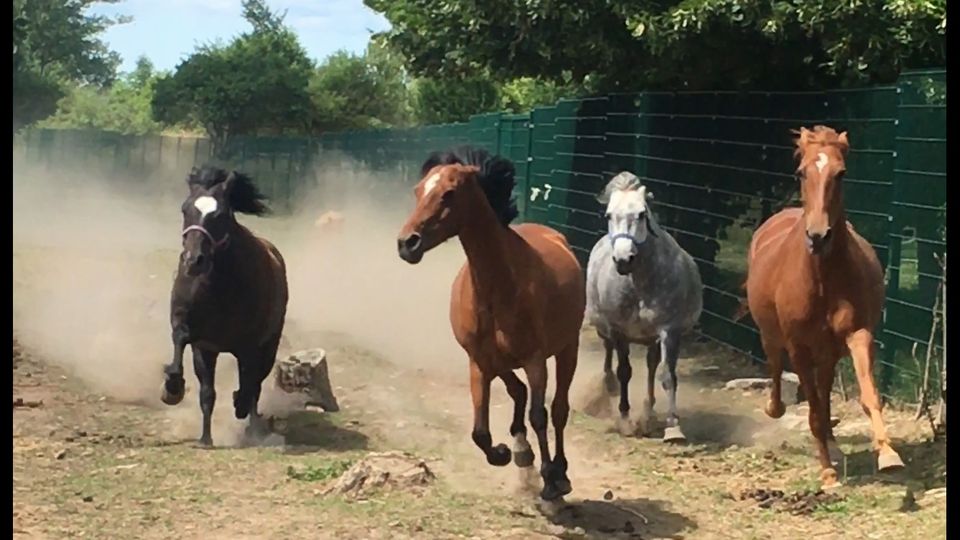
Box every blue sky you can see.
[89,0,392,74]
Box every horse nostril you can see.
[403,233,422,252]
[194,254,206,267]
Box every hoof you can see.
[820,468,840,490]
[603,373,620,396]
[487,443,512,467]
[514,448,535,468]
[827,440,844,468]
[540,480,572,501]
[663,425,687,444]
[765,399,786,419]
[878,450,905,472]
[616,416,638,437]
[193,438,213,449]
[161,379,185,406]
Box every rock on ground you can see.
[324,451,436,498]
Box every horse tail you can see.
[732,280,750,322]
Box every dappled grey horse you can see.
[585,172,703,442]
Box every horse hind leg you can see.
[761,336,787,419]
[191,346,218,447]
[847,330,903,472]
[659,331,686,443]
[642,342,661,436]
[523,359,560,500]
[614,339,637,437]
[601,335,618,396]
[500,371,534,468]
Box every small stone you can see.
[603,490,614,500]
[82,495,93,503]
[55,449,67,460]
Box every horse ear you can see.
[596,185,612,204]
[837,131,850,154]
[794,127,812,148]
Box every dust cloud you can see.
[12,154,467,446]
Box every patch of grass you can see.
[286,459,354,482]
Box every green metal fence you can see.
[14,69,945,400]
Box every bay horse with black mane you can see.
[161,166,288,447]
[396,147,586,501]
[745,126,903,488]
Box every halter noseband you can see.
[182,224,230,250]
[608,232,645,248]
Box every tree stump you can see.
[274,348,340,412]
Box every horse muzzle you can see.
[805,228,833,255]
[397,233,424,264]
[613,256,634,275]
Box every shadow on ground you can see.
[547,497,697,539]
[274,410,370,452]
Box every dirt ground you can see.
[12,163,946,539]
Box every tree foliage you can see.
[151,0,313,144]
[411,75,501,124]
[13,0,125,132]
[309,40,412,132]
[40,57,169,135]
[366,0,947,91]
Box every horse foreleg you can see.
[469,359,510,466]
[523,360,556,500]
[792,347,838,488]
[500,371,533,468]
[761,336,786,419]
[192,346,218,447]
[162,324,189,405]
[660,331,685,443]
[815,360,844,468]
[643,343,660,434]
[548,342,578,499]
[614,340,636,436]
[847,330,903,472]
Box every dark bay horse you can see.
[745,126,903,488]
[396,147,586,501]
[161,167,289,447]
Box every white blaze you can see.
[815,152,829,173]
[194,196,218,218]
[422,173,441,197]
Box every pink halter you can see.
[182,225,230,249]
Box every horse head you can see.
[597,171,657,275]
[179,166,268,277]
[793,126,849,255]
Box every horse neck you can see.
[457,196,519,302]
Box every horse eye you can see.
[604,212,612,220]
[836,170,846,180]
[441,190,455,204]
[794,171,804,182]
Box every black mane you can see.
[420,146,518,227]
[187,166,270,216]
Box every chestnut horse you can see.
[745,126,903,488]
[397,147,585,501]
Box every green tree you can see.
[151,0,313,146]
[412,75,500,124]
[13,0,126,132]
[40,56,166,134]
[366,0,946,91]
[309,40,412,132]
